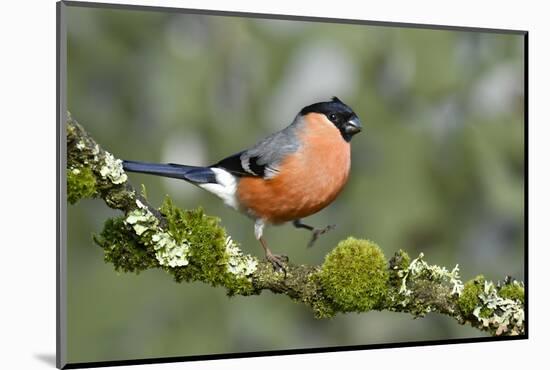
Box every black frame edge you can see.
[523,32,529,338]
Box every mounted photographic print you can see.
[57,1,527,368]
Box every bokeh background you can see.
[66,4,525,364]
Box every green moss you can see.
[394,249,411,270]
[458,275,485,316]
[160,196,195,245]
[479,306,494,318]
[389,249,411,286]
[94,217,159,273]
[67,166,97,204]
[311,300,337,319]
[499,282,525,304]
[319,237,389,313]
[306,274,337,319]
[160,197,256,295]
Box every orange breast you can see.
[237,113,351,224]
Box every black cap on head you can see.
[300,97,362,142]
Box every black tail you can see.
[122,160,217,184]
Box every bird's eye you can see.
[329,113,337,121]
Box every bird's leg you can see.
[292,219,336,248]
[259,237,288,272]
[255,219,288,272]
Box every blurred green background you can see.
[66,4,525,364]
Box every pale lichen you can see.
[92,143,100,156]
[472,280,525,336]
[125,209,156,235]
[124,199,190,268]
[386,252,466,318]
[151,232,190,267]
[100,151,128,184]
[136,198,147,210]
[225,236,258,277]
[398,253,464,300]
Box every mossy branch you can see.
[66,113,525,337]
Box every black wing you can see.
[212,151,270,178]
[211,118,302,179]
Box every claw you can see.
[265,251,288,274]
[258,235,288,274]
[307,224,336,248]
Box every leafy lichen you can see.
[99,151,128,184]
[67,166,97,204]
[125,199,191,268]
[473,280,524,335]
[398,253,464,298]
[458,275,524,336]
[225,236,258,277]
[319,237,389,313]
[387,252,465,317]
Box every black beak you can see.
[344,116,362,136]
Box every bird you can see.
[122,97,362,271]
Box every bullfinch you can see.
[123,97,362,270]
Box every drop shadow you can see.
[34,353,56,367]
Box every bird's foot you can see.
[307,224,336,248]
[265,251,289,273]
